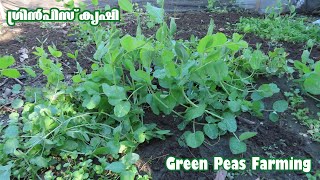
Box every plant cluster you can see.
[285,45,320,142]
[237,5,320,43]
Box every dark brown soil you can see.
[0,10,319,180]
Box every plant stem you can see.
[222,81,246,92]
[181,89,224,120]
[233,132,241,142]
[127,85,145,100]
[148,87,169,109]
[220,81,230,95]
[306,93,320,103]
[193,120,196,133]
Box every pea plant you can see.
[0,55,35,79]
[0,0,293,179]
[293,49,320,96]
[237,5,320,43]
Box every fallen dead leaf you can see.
[214,169,227,180]
[18,47,29,62]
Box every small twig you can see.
[139,154,169,171]
[0,78,9,87]
[237,116,256,125]
[14,78,24,85]
[30,75,43,84]
[306,93,320,103]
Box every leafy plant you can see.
[237,6,320,43]
[0,55,36,79]
[294,50,320,95]
[0,56,21,78]
[207,0,217,10]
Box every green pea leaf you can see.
[184,104,206,122]
[0,56,15,69]
[106,140,120,155]
[228,100,241,112]
[146,3,164,24]
[269,111,279,122]
[169,18,177,36]
[185,131,204,148]
[91,0,99,6]
[304,73,320,95]
[102,84,127,105]
[72,75,82,83]
[208,60,229,82]
[12,84,22,94]
[30,156,49,168]
[175,42,189,61]
[134,127,147,143]
[197,35,213,53]
[48,46,62,58]
[105,162,126,173]
[273,100,288,113]
[121,35,145,52]
[24,67,36,77]
[256,83,280,98]
[11,99,24,109]
[4,125,19,139]
[3,138,19,154]
[239,132,257,141]
[229,137,247,154]
[1,69,21,78]
[314,61,320,74]
[203,124,219,139]
[114,101,131,118]
[83,94,101,110]
[118,0,133,12]
[120,171,135,180]
[249,50,266,70]
[0,164,12,180]
[130,70,152,85]
[222,113,237,133]
[218,121,228,131]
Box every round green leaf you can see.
[4,125,19,138]
[184,104,206,122]
[273,100,288,113]
[105,162,126,173]
[304,73,320,95]
[223,113,237,133]
[11,99,24,109]
[121,171,135,180]
[228,100,241,112]
[84,94,101,110]
[118,0,133,12]
[3,138,19,154]
[185,131,204,148]
[12,84,22,94]
[229,137,247,154]
[114,101,131,118]
[203,124,219,139]
[269,111,279,122]
[0,55,15,69]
